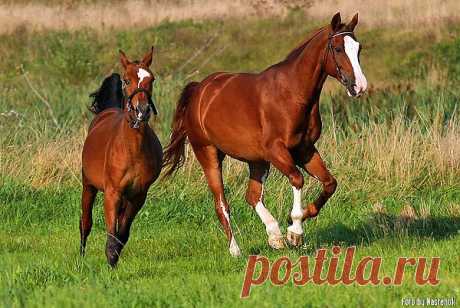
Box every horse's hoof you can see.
[229,245,242,257]
[106,250,120,268]
[286,230,303,247]
[106,237,121,267]
[268,235,285,249]
[229,238,242,257]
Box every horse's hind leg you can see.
[80,181,97,256]
[103,188,123,267]
[245,162,284,249]
[192,144,241,257]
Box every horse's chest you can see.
[303,103,322,144]
[286,110,321,146]
[121,159,156,193]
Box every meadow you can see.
[0,3,459,307]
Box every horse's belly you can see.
[216,139,264,161]
[203,119,264,161]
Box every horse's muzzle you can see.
[342,76,365,98]
[131,103,152,128]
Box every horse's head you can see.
[119,47,158,128]
[324,12,367,97]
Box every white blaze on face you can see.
[137,68,150,87]
[344,36,367,95]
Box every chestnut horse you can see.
[80,48,163,266]
[163,13,367,256]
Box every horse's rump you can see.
[162,81,199,176]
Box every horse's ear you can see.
[348,13,359,31]
[331,12,342,32]
[119,49,131,69]
[142,46,154,67]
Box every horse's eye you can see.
[334,47,343,53]
[124,79,130,85]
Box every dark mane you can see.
[89,73,123,114]
[284,25,345,61]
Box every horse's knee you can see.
[289,171,304,189]
[245,187,261,207]
[325,177,337,196]
[305,203,319,218]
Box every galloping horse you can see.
[163,13,367,256]
[80,48,163,266]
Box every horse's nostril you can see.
[346,84,357,96]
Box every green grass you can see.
[1,178,459,307]
[0,12,459,307]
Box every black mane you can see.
[89,73,123,114]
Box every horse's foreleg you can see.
[193,145,241,257]
[300,149,337,220]
[245,162,284,249]
[80,182,97,256]
[267,141,305,247]
[103,188,122,267]
[117,193,146,251]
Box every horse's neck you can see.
[120,114,149,149]
[285,33,328,103]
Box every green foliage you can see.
[395,33,460,81]
[434,38,460,80]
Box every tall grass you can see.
[1,15,459,192]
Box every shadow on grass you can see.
[313,213,460,248]
[244,212,460,256]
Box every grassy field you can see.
[1,7,459,308]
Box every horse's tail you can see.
[162,81,199,177]
[89,73,123,114]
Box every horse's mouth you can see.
[137,104,152,121]
[346,85,364,98]
[346,86,357,97]
[130,106,152,129]
[136,111,150,122]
